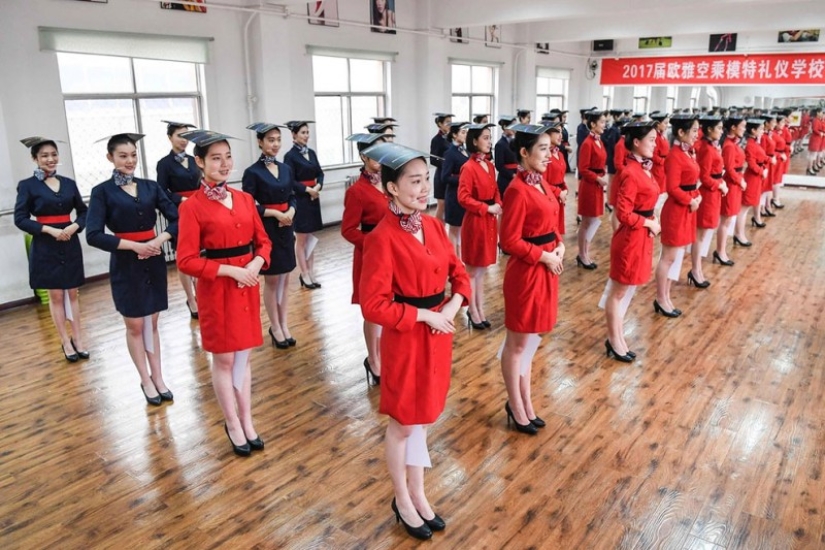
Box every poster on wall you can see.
[308,1,339,27]
[450,28,468,44]
[709,33,737,52]
[160,1,207,13]
[485,25,501,48]
[778,29,820,43]
[370,0,396,34]
[536,43,550,55]
[639,36,672,49]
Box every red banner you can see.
[600,53,825,85]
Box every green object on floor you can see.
[23,233,49,305]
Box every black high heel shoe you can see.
[69,338,89,360]
[286,337,297,347]
[686,270,711,289]
[712,251,735,266]
[186,300,199,320]
[299,274,320,290]
[467,310,486,330]
[733,236,752,247]
[150,376,173,401]
[771,199,785,209]
[762,209,776,218]
[504,402,538,435]
[576,255,597,270]
[391,498,432,540]
[418,510,446,531]
[751,217,766,228]
[605,339,634,363]
[653,300,680,319]
[364,357,380,386]
[529,415,546,428]
[482,319,491,328]
[141,384,162,406]
[269,327,289,349]
[61,343,79,363]
[224,423,251,457]
[247,435,264,451]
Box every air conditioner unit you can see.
[591,39,614,57]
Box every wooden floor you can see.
[3,164,825,549]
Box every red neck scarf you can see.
[388,200,422,233]
[203,180,228,201]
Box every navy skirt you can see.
[261,219,297,275]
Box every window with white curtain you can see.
[666,86,678,113]
[690,86,702,109]
[536,67,570,115]
[633,85,651,113]
[602,86,614,111]
[451,63,497,123]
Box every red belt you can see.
[300,179,316,187]
[37,214,71,224]
[177,190,197,198]
[504,163,518,170]
[264,203,289,212]
[115,229,156,242]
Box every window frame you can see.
[535,71,569,115]
[632,85,651,114]
[450,62,498,123]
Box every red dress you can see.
[720,138,746,217]
[610,160,659,285]
[360,214,471,425]
[500,172,562,334]
[782,126,793,176]
[695,138,725,229]
[742,138,768,207]
[341,174,387,304]
[809,117,823,152]
[760,132,776,193]
[458,158,501,267]
[543,149,568,235]
[177,188,272,354]
[609,137,628,206]
[577,134,607,217]
[660,146,700,247]
[772,131,788,186]
[652,131,670,193]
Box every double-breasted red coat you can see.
[782,126,793,175]
[177,188,272,354]
[609,137,628,206]
[543,148,568,235]
[500,172,562,334]
[610,160,659,285]
[660,145,700,247]
[808,117,823,152]
[577,134,607,217]
[760,132,777,193]
[695,138,725,229]
[720,138,746,217]
[772,131,788,186]
[742,137,768,207]
[360,214,471,426]
[652,131,670,193]
[457,158,501,267]
[341,173,387,304]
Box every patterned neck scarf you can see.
[294,143,309,156]
[707,137,721,150]
[113,170,133,187]
[362,168,381,187]
[590,131,601,142]
[629,153,653,171]
[203,180,228,201]
[34,168,56,181]
[260,153,277,166]
[472,152,486,163]
[550,145,560,156]
[517,165,543,186]
[680,141,695,158]
[388,199,422,233]
[458,144,467,155]
[174,151,187,164]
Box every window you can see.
[451,63,497,122]
[57,52,205,195]
[602,86,614,111]
[632,86,651,113]
[536,68,570,115]
[706,87,719,109]
[312,55,390,166]
[666,86,677,113]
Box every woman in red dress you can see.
[500,124,565,435]
[576,110,607,269]
[716,116,747,262]
[458,123,501,329]
[655,114,701,316]
[693,115,727,282]
[176,130,273,457]
[738,119,769,240]
[759,114,778,218]
[341,132,388,385]
[651,112,670,195]
[773,112,792,209]
[359,143,471,540]
[806,108,823,175]
[608,126,628,232]
[542,123,568,237]
[605,121,661,361]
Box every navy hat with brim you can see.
[670,113,699,122]
[285,120,314,132]
[516,109,532,116]
[346,133,387,145]
[20,136,63,149]
[373,117,397,123]
[94,133,145,144]
[361,142,428,170]
[449,121,470,131]
[649,111,670,121]
[746,118,765,127]
[247,122,286,135]
[620,121,657,135]
[507,123,557,135]
[433,112,455,118]
[699,115,724,123]
[162,120,196,130]
[466,123,496,132]
[366,123,398,133]
[179,130,235,147]
[498,115,517,125]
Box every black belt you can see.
[203,242,253,259]
[591,168,606,175]
[394,291,445,309]
[551,182,565,188]
[711,173,723,179]
[734,167,745,173]
[361,223,376,233]
[633,209,654,217]
[680,184,698,191]
[480,199,496,205]
[524,232,557,245]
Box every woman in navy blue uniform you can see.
[86,133,179,406]
[155,120,200,319]
[242,122,300,349]
[494,115,518,196]
[14,136,89,363]
[430,112,453,222]
[441,121,470,255]
[283,120,324,289]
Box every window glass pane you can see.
[350,59,384,93]
[314,96,345,165]
[65,99,138,195]
[536,77,549,95]
[452,65,471,94]
[549,78,564,95]
[133,59,199,93]
[471,66,493,93]
[57,52,133,94]
[548,96,564,110]
[451,96,470,123]
[313,56,349,93]
[138,97,201,180]
[472,96,492,118]
[536,96,549,115]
